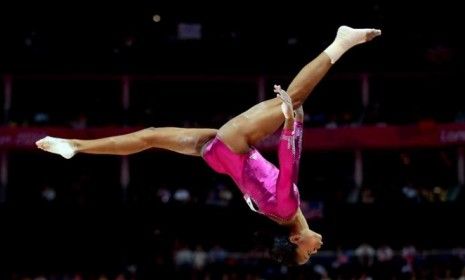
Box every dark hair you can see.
[270,234,299,266]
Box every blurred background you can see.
[0,1,464,279]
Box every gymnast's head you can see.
[270,227,323,265]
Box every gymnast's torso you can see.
[202,136,300,222]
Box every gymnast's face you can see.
[290,229,323,265]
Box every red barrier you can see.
[2,123,465,151]
[261,123,465,150]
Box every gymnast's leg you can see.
[36,127,218,158]
[217,26,381,153]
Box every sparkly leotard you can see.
[202,122,303,221]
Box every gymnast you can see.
[36,25,381,265]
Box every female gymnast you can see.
[36,25,381,265]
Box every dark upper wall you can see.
[0,1,462,74]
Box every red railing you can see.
[2,122,465,151]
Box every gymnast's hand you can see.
[274,85,294,119]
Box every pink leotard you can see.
[202,122,303,221]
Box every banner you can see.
[257,122,465,150]
[2,123,465,151]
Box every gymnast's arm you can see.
[293,105,304,183]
